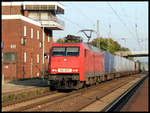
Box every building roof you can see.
[2,1,64,14]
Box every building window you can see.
[37,72,39,77]
[39,42,42,48]
[28,11,39,20]
[3,52,17,63]
[48,35,50,42]
[40,12,48,20]
[2,53,3,61]
[31,28,33,39]
[21,38,26,45]
[24,52,26,63]
[37,54,39,63]
[24,26,26,36]
[37,30,39,40]
[10,44,16,49]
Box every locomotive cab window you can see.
[52,47,66,56]
[66,47,79,56]
[52,47,79,56]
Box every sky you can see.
[53,1,148,62]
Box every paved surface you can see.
[121,76,149,112]
[80,74,145,112]
[2,79,48,94]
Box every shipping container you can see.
[102,51,115,73]
[113,55,134,72]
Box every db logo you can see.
[64,58,67,61]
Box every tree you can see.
[56,36,130,56]
[89,37,130,55]
[56,38,65,43]
[56,35,82,43]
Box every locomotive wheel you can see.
[95,81,99,85]
[50,86,55,91]
[82,82,86,88]
[78,81,84,89]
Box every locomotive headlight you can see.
[73,69,75,72]
[73,69,78,72]
[52,69,57,72]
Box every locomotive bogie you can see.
[48,74,83,89]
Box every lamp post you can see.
[42,26,45,80]
[96,20,100,49]
[108,24,111,52]
[108,24,111,73]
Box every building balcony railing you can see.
[28,16,64,30]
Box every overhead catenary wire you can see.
[135,24,140,47]
[107,2,136,39]
[60,3,94,29]
[106,2,146,52]
[70,3,126,46]
[59,2,147,46]
[59,15,83,29]
[70,3,95,25]
[71,3,112,42]
[58,15,90,42]
[60,3,97,41]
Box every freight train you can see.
[47,42,142,90]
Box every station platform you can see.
[121,75,149,112]
[2,78,49,94]
[1,78,50,104]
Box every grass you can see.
[2,88,50,103]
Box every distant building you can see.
[2,1,64,80]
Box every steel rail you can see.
[101,73,148,112]
[2,90,57,107]
[33,75,140,111]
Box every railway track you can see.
[2,74,145,112]
[2,86,51,107]
[2,91,67,111]
[2,90,57,107]
[101,73,148,112]
[79,73,147,112]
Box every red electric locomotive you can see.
[48,42,104,90]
